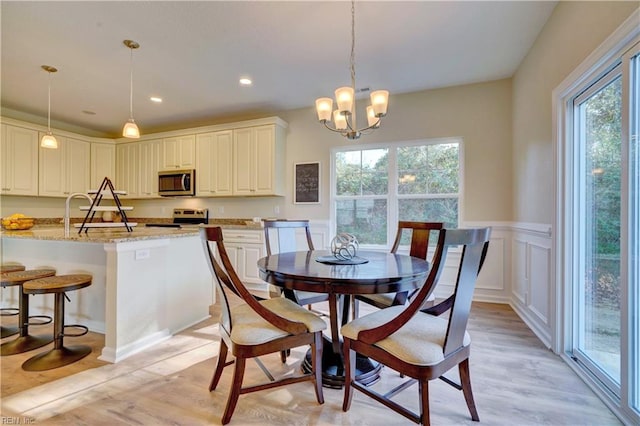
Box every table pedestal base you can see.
[301,336,381,389]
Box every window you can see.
[332,138,461,248]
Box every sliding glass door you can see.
[573,66,622,391]
[567,38,639,422]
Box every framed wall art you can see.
[294,162,320,204]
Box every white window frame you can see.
[330,137,464,251]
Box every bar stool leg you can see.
[1,288,53,356]
[22,292,91,371]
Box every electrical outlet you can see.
[218,206,224,214]
[274,205,280,215]
[135,249,150,260]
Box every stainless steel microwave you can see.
[158,169,195,196]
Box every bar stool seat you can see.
[1,269,56,353]
[21,274,92,371]
[0,263,26,338]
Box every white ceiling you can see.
[1,1,557,138]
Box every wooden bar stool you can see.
[1,263,26,338]
[1,269,56,353]
[22,274,92,371]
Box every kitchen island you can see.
[0,225,212,363]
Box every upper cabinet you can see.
[38,134,90,197]
[161,135,195,170]
[0,124,39,196]
[196,131,233,197]
[233,124,285,196]
[90,143,116,190]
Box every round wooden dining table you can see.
[257,249,430,388]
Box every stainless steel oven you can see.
[158,169,195,196]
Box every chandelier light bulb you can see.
[370,90,389,117]
[367,106,379,128]
[334,110,348,130]
[335,87,354,114]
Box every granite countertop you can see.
[0,219,265,243]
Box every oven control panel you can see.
[173,208,209,224]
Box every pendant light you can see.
[40,65,58,149]
[122,39,140,138]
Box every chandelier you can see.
[315,0,389,140]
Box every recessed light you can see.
[239,78,252,86]
[150,97,163,103]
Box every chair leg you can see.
[419,380,430,426]
[221,356,246,425]
[210,340,229,391]
[280,350,287,363]
[312,331,324,404]
[342,338,356,412]
[459,358,479,421]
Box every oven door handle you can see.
[181,174,187,191]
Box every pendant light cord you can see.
[350,0,357,129]
[129,47,134,120]
[47,70,52,131]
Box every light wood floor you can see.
[0,300,621,425]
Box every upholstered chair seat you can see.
[229,298,326,346]
[342,305,470,366]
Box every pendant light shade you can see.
[41,65,58,149]
[122,39,140,138]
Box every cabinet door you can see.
[38,133,66,196]
[232,127,255,195]
[196,131,233,196]
[253,125,275,195]
[139,139,161,197]
[162,135,195,170]
[90,143,116,189]
[66,138,91,194]
[1,124,39,196]
[116,143,140,197]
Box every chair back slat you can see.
[263,220,314,255]
[390,221,443,260]
[442,228,491,356]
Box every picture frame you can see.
[294,162,320,204]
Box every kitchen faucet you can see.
[64,192,93,237]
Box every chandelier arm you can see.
[322,120,349,134]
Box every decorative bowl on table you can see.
[1,214,35,230]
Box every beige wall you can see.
[512,1,638,224]
[1,79,513,223]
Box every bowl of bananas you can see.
[1,213,35,230]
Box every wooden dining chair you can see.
[352,221,444,319]
[341,227,491,425]
[201,226,326,425]
[263,219,329,308]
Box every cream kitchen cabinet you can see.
[221,229,267,292]
[139,139,162,198]
[0,124,39,196]
[161,135,195,170]
[38,134,90,197]
[90,143,116,190]
[232,124,285,196]
[196,130,233,196]
[115,143,139,198]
